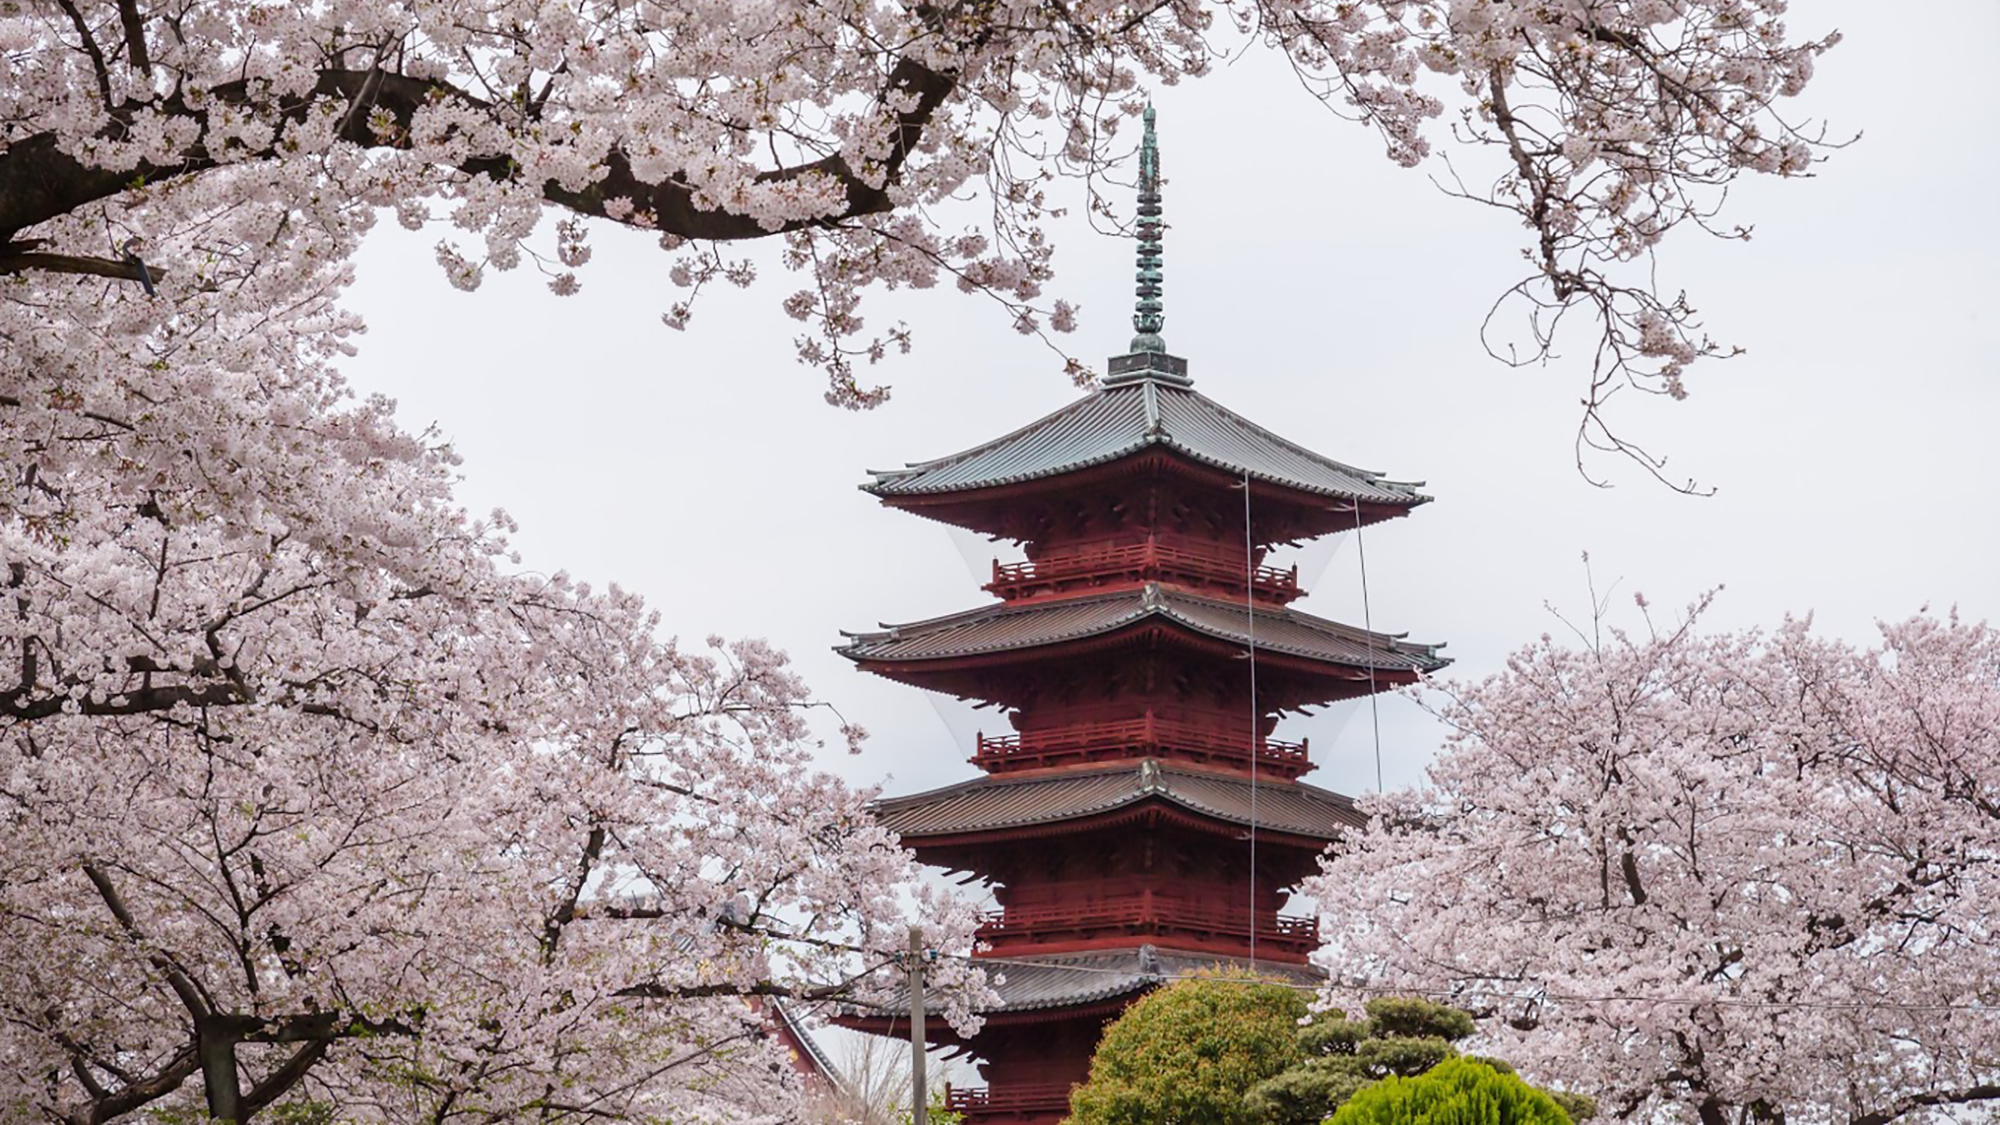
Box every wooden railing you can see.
[979,893,1319,953]
[945,1082,1076,1116]
[973,715,1307,773]
[987,539,1299,599]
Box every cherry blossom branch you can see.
[55,1044,199,1125]
[0,56,959,249]
[0,247,166,286]
[1852,1084,2000,1125]
[80,863,213,1021]
[615,961,901,1009]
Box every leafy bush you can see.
[1068,972,1309,1125]
[1245,996,1470,1125]
[1072,978,1595,1125]
[1326,1058,1572,1125]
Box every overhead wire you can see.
[1353,501,1384,793]
[1243,465,1258,968]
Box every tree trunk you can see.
[196,1020,243,1123]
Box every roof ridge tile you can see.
[870,763,1366,838]
[861,381,1429,505]
[839,586,1448,672]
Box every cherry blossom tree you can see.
[0,329,990,1121]
[1311,602,2000,1125]
[1,0,1838,467]
[0,1,1853,1117]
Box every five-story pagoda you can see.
[837,109,1447,1124]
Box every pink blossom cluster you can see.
[1311,604,2000,1124]
[0,179,989,1121]
[1242,0,1840,483]
[1,0,1833,444]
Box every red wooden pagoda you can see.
[837,108,1446,1123]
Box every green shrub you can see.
[1072,983,1593,1125]
[1325,1058,1572,1125]
[1244,997,1471,1125]
[1067,972,1309,1125]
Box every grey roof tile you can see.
[838,585,1446,673]
[873,760,1366,839]
[868,946,1326,1014]
[864,377,1426,505]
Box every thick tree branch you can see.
[4,679,247,722]
[52,0,113,110]
[80,863,212,1021]
[616,968,895,1007]
[114,0,152,76]
[0,57,958,247]
[1850,1084,2000,1125]
[1486,63,1565,293]
[0,249,167,285]
[239,1038,331,1118]
[230,1009,419,1043]
[542,825,607,960]
[62,1044,200,1125]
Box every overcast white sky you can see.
[343,0,1998,805]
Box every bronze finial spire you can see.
[1130,105,1165,354]
[1103,104,1189,387]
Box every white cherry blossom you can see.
[1312,603,2000,1125]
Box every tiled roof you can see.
[867,945,1326,1014]
[863,376,1427,505]
[838,584,1446,673]
[770,1000,837,1081]
[873,760,1367,840]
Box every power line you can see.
[1243,465,1258,968]
[1352,502,1384,793]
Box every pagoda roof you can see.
[873,759,1366,841]
[980,946,1324,1013]
[862,375,1427,507]
[838,584,1446,674]
[769,1000,836,1080]
[859,944,1324,1018]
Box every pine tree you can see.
[1328,1059,1572,1125]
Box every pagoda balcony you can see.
[945,1082,1075,1118]
[973,715,1308,777]
[978,894,1320,958]
[986,539,1300,603]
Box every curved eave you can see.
[834,994,1140,1039]
[836,589,1447,680]
[849,625,1417,701]
[862,380,1429,505]
[869,761,1366,841]
[832,946,1325,1032]
[894,799,1343,853]
[866,443,1425,536]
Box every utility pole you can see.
[908,925,929,1125]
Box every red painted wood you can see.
[946,1082,1076,1118]
[851,431,1427,1125]
[985,534,1302,604]
[972,713,1308,777]
[893,802,1343,854]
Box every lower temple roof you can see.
[873,759,1366,841]
[838,584,1446,673]
[978,946,1325,1013]
[854,945,1326,1019]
